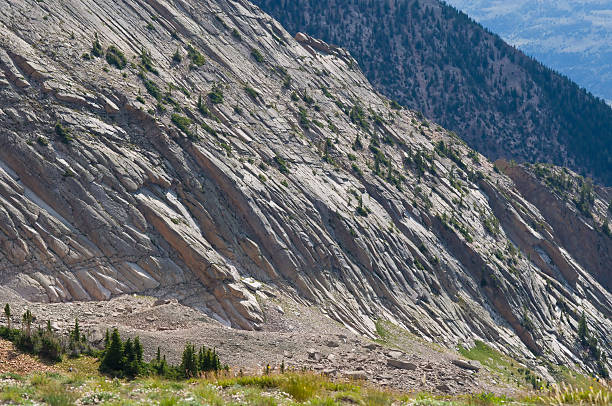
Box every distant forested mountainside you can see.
[253,0,612,185]
[445,0,612,104]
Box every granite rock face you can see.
[0,0,609,376]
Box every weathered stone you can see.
[451,359,480,372]
[436,383,452,392]
[387,359,418,370]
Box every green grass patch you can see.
[457,341,512,373]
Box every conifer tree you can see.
[100,328,123,374]
[197,347,204,371]
[22,310,33,336]
[181,342,198,378]
[71,319,81,343]
[578,312,588,344]
[4,304,10,329]
[124,338,134,364]
[104,329,110,350]
[212,348,221,371]
[134,337,143,363]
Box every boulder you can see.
[451,359,480,372]
[387,359,417,370]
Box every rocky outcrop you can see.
[0,0,609,378]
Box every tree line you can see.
[2,304,227,380]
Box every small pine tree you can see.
[197,347,205,371]
[123,338,140,377]
[100,329,123,374]
[181,343,198,378]
[104,329,110,350]
[71,319,80,343]
[156,346,161,363]
[123,338,134,364]
[212,348,221,371]
[22,310,33,336]
[578,312,588,345]
[4,304,10,329]
[134,337,143,363]
[92,33,103,57]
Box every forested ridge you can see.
[254,0,612,185]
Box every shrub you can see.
[483,214,500,236]
[55,122,73,143]
[171,114,194,138]
[298,107,309,129]
[575,179,594,217]
[67,319,90,358]
[390,100,402,110]
[349,104,369,131]
[197,94,209,116]
[39,328,63,362]
[245,85,259,99]
[251,48,264,63]
[273,155,289,174]
[138,72,161,101]
[1,316,63,362]
[202,122,217,137]
[186,44,205,66]
[578,312,589,344]
[208,85,224,104]
[105,45,127,69]
[139,48,158,75]
[172,48,182,63]
[302,93,314,105]
[356,195,370,217]
[91,33,103,57]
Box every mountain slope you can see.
[0,0,610,380]
[252,0,612,185]
[445,0,612,104]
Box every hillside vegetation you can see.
[253,0,612,185]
